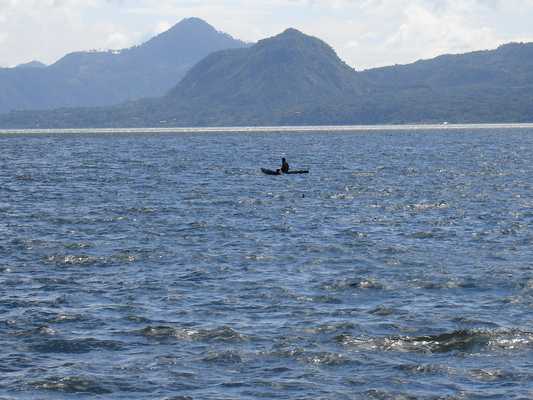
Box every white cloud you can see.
[375,1,501,64]
[105,31,131,49]
[1,0,533,69]
[291,0,533,68]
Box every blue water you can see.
[1,129,533,399]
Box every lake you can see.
[1,127,532,399]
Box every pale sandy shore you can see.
[2,123,533,135]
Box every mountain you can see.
[161,28,370,125]
[358,42,533,123]
[0,18,246,114]
[365,42,533,89]
[2,33,533,128]
[14,61,47,69]
[165,39,533,125]
[0,28,368,127]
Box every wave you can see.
[413,279,479,290]
[323,278,385,291]
[138,325,245,342]
[468,368,515,382]
[29,338,124,354]
[300,351,352,366]
[44,252,139,267]
[337,328,533,354]
[202,350,242,364]
[266,346,354,366]
[397,363,452,375]
[45,254,101,266]
[15,325,57,337]
[405,202,449,212]
[302,322,357,335]
[138,325,196,340]
[162,397,194,400]
[368,305,396,316]
[50,313,86,323]
[31,376,112,394]
[34,277,78,286]
[161,397,194,400]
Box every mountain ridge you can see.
[1,27,533,128]
[14,61,47,69]
[0,18,246,114]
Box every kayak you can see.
[261,168,309,175]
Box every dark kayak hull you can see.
[261,168,309,175]
[261,168,280,175]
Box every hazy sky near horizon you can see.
[1,0,533,69]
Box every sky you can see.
[1,0,533,70]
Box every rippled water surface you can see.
[1,129,533,399]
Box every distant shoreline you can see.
[2,123,533,135]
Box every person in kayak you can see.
[281,158,290,173]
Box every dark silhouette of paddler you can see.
[281,158,290,173]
